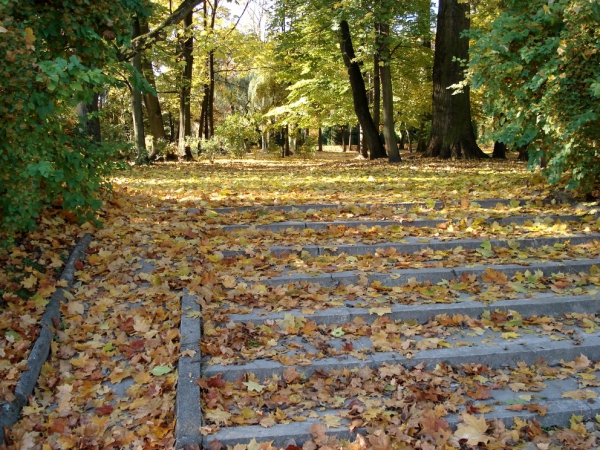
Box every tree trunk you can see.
[77,93,101,144]
[378,21,400,162]
[131,17,147,164]
[139,18,165,161]
[339,20,386,160]
[373,53,380,134]
[178,11,194,160]
[318,127,323,152]
[282,125,291,157]
[425,0,487,159]
[342,125,347,152]
[492,141,507,159]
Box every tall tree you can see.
[376,19,400,162]
[178,11,194,158]
[339,20,386,159]
[139,17,166,160]
[131,15,147,164]
[425,0,487,159]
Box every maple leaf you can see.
[454,413,490,445]
[243,380,265,392]
[259,417,277,428]
[323,415,342,428]
[562,389,598,400]
[205,408,232,426]
[368,306,392,316]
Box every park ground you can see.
[2,149,600,449]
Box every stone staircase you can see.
[176,198,600,448]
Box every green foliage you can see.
[471,0,600,191]
[0,0,147,239]
[215,113,260,158]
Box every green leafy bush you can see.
[0,0,145,240]
[471,0,600,191]
[215,113,260,158]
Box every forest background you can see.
[0,0,599,239]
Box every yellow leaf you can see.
[562,389,598,400]
[259,417,276,428]
[243,380,265,392]
[205,408,231,425]
[368,306,392,316]
[133,316,151,334]
[66,301,84,316]
[323,414,342,428]
[501,332,520,340]
[21,274,38,289]
[454,413,490,445]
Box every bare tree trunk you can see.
[493,141,507,159]
[77,92,101,144]
[139,18,165,161]
[178,11,194,160]
[373,53,381,134]
[339,20,386,159]
[342,125,347,152]
[378,21,400,162]
[425,0,487,159]
[318,127,323,152]
[131,17,147,164]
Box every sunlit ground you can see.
[111,148,542,209]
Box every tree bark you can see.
[373,53,381,134]
[425,0,487,159]
[178,11,194,159]
[131,17,147,164]
[77,93,101,144]
[378,22,400,162]
[318,127,323,152]
[492,141,507,159]
[339,20,386,159]
[139,19,165,161]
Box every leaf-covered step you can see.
[211,218,600,255]
[205,197,590,215]
[202,266,600,319]
[199,357,600,448]
[252,258,600,287]
[201,309,599,368]
[202,326,600,381]
[217,212,600,233]
[220,294,600,328]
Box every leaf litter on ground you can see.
[2,155,600,448]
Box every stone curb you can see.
[175,292,203,449]
[0,233,93,444]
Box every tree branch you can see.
[119,0,203,61]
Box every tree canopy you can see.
[1,0,599,238]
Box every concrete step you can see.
[201,367,600,448]
[220,233,600,258]
[175,199,600,448]
[206,198,593,215]
[201,315,600,381]
[218,213,598,233]
[257,258,600,287]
